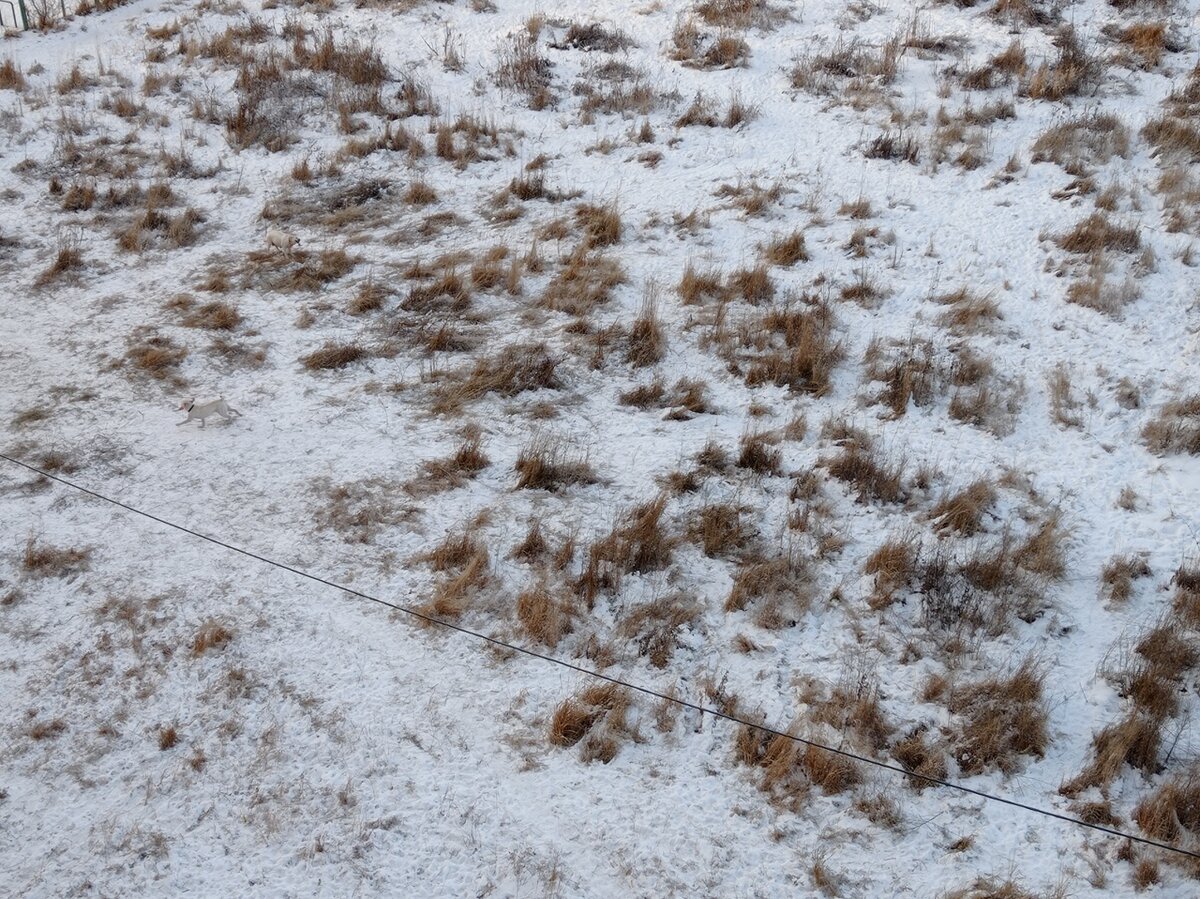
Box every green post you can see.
[16,0,28,29]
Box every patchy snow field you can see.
[3,0,1200,895]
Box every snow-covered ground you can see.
[3,0,1200,895]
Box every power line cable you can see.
[3,452,1198,862]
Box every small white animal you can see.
[265,228,301,258]
[177,397,240,428]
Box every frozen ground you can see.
[3,0,1200,895]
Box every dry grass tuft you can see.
[1020,26,1100,102]
[737,429,782,476]
[864,532,918,608]
[730,297,842,396]
[434,343,560,412]
[191,621,234,656]
[575,203,622,249]
[678,262,727,304]
[1134,774,1200,845]
[576,496,675,607]
[1070,710,1161,792]
[1143,394,1200,455]
[1110,21,1180,69]
[34,244,84,287]
[619,593,700,668]
[496,31,554,109]
[726,552,812,628]
[549,684,634,762]
[418,550,489,621]
[825,441,905,504]
[789,36,900,97]
[931,480,997,537]
[515,435,597,491]
[688,502,749,557]
[158,725,180,751]
[1055,212,1141,255]
[22,539,91,578]
[942,877,1039,899]
[301,342,367,371]
[762,229,808,266]
[947,659,1048,775]
[1032,112,1130,172]
[626,292,666,367]
[0,58,26,92]
[540,247,626,315]
[671,18,751,70]
[1101,554,1150,603]
[892,729,949,789]
[412,429,490,494]
[516,585,574,648]
[182,301,241,330]
[863,336,937,416]
[936,288,1001,334]
[126,333,188,381]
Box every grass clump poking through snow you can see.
[410,427,490,495]
[22,539,91,578]
[434,343,560,412]
[549,683,635,763]
[0,58,26,91]
[301,342,367,371]
[944,658,1049,775]
[626,289,666,368]
[1054,211,1141,255]
[762,229,808,266]
[514,435,597,491]
[516,585,574,648]
[1142,394,1200,455]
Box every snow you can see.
[2,0,1200,895]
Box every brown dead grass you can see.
[725,552,812,628]
[0,58,26,92]
[825,441,905,504]
[1055,212,1141,255]
[516,585,574,648]
[22,539,91,578]
[678,262,727,304]
[626,293,666,367]
[947,658,1048,775]
[892,729,949,789]
[762,229,808,266]
[126,334,188,381]
[864,532,918,608]
[34,246,84,287]
[191,621,234,656]
[930,480,997,537]
[671,19,750,70]
[434,343,560,412]
[1135,774,1200,845]
[1101,554,1151,602]
[688,502,749,558]
[576,496,674,607]
[1143,394,1200,455]
[540,248,626,315]
[1020,26,1100,102]
[301,342,366,371]
[731,298,842,396]
[936,288,1001,334]
[411,429,490,495]
[737,429,782,476]
[182,302,241,330]
[515,435,597,491]
[619,593,700,668]
[549,683,633,762]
